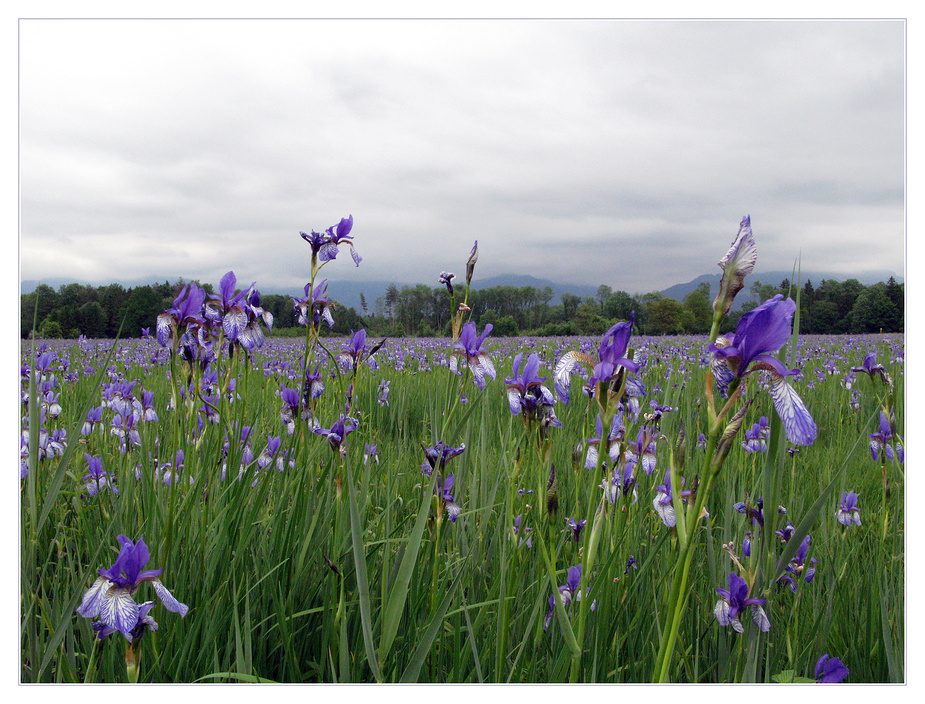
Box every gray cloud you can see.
[20,18,905,297]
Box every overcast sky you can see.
[18,18,905,297]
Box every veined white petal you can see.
[507,388,523,415]
[223,307,248,340]
[100,587,140,640]
[554,351,593,405]
[751,604,771,632]
[479,354,496,381]
[653,493,675,527]
[76,577,112,618]
[584,445,600,471]
[769,374,817,445]
[713,599,732,627]
[152,579,189,617]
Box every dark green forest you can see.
[20,276,904,340]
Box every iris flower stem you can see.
[653,415,723,682]
[83,636,102,683]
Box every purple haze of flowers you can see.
[449,322,496,390]
[710,294,817,446]
[713,572,770,634]
[713,216,758,316]
[76,535,188,641]
[836,491,862,526]
[815,654,849,683]
[554,313,639,405]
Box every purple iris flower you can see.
[293,279,335,329]
[377,379,391,407]
[836,491,861,526]
[339,329,382,370]
[775,521,794,543]
[625,426,657,476]
[505,352,560,428]
[713,216,758,316]
[239,287,274,352]
[513,514,532,547]
[257,436,283,470]
[81,454,118,497]
[204,271,252,342]
[439,271,455,296]
[713,571,770,633]
[567,518,586,544]
[601,457,637,505]
[815,654,849,683]
[81,406,105,436]
[322,215,361,266]
[301,215,361,266]
[584,413,625,470]
[76,535,188,641]
[313,414,359,456]
[156,283,206,348]
[869,411,902,463]
[302,363,326,405]
[777,534,817,593]
[710,295,817,446]
[544,564,595,632]
[435,473,461,522]
[653,469,691,528]
[741,416,770,453]
[449,322,496,390]
[733,496,764,527]
[363,443,379,465]
[280,386,317,435]
[851,351,889,384]
[339,329,369,370]
[421,441,466,476]
[554,313,639,405]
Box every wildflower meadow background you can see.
[20,216,904,684]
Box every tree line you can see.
[20,275,903,340]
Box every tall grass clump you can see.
[20,215,903,683]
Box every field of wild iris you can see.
[21,217,904,684]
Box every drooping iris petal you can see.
[768,373,818,445]
[151,579,190,616]
[554,350,593,405]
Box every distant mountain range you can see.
[20,269,903,314]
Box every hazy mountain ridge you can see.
[21,269,903,313]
